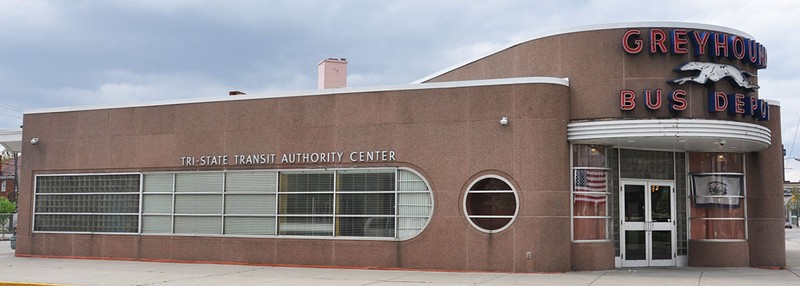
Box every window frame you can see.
[571,167,612,242]
[462,175,519,234]
[334,169,398,238]
[570,144,613,243]
[688,172,747,241]
[33,167,434,241]
[32,173,143,235]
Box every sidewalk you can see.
[0,235,798,286]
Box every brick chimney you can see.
[318,58,347,89]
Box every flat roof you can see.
[412,21,754,84]
[25,77,569,115]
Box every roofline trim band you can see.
[25,77,569,115]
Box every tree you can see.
[0,149,11,162]
[0,197,15,236]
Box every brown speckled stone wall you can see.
[689,240,749,267]
[17,81,572,273]
[426,25,783,270]
[746,105,786,268]
[425,27,764,125]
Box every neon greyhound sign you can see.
[671,62,759,90]
[619,28,769,121]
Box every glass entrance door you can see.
[620,179,676,267]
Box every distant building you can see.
[0,157,19,201]
[785,181,799,225]
[0,129,22,202]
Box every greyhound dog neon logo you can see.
[671,62,759,90]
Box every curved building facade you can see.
[16,22,784,272]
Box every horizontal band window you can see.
[34,168,433,241]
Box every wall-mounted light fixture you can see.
[500,117,509,126]
[30,138,39,145]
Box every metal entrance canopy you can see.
[567,119,771,152]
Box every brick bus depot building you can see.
[15,22,785,272]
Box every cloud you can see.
[32,70,231,110]
[0,0,61,35]
[785,159,800,182]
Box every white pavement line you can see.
[380,273,433,284]
[586,270,608,285]
[789,269,800,279]
[136,267,262,286]
[475,273,510,284]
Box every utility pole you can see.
[11,150,17,203]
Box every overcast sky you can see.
[1,0,800,178]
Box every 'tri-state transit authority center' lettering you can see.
[180,150,396,167]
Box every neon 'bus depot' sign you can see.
[618,28,769,120]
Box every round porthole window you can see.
[464,175,518,233]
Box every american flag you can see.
[574,169,607,193]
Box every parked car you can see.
[787,221,794,229]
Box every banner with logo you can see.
[691,174,743,207]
